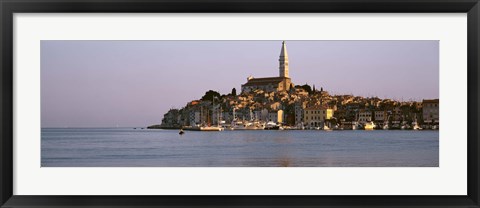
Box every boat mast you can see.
[233,108,236,120]
[200,106,203,126]
[219,106,222,126]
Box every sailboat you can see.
[201,96,224,131]
[184,98,224,131]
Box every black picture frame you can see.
[1,0,479,207]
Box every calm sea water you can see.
[41,128,439,167]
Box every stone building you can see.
[422,99,439,124]
[241,41,293,93]
[303,106,333,127]
[357,109,372,124]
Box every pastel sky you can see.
[41,40,439,128]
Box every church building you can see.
[241,41,294,93]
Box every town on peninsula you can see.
[150,41,439,131]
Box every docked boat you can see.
[265,121,280,130]
[390,122,401,130]
[383,123,390,130]
[333,124,342,130]
[183,125,224,131]
[230,120,265,130]
[200,126,224,131]
[364,121,376,130]
[356,123,364,130]
[323,124,331,131]
[412,121,422,130]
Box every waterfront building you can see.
[268,110,284,123]
[261,109,269,121]
[254,110,262,121]
[374,110,387,122]
[423,99,439,124]
[392,106,403,121]
[188,111,201,126]
[278,110,285,124]
[294,103,305,126]
[357,109,372,124]
[303,106,333,127]
[241,41,294,93]
[268,111,276,122]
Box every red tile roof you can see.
[242,77,290,86]
[422,99,439,104]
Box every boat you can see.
[185,96,224,131]
[183,125,224,131]
[200,126,224,131]
[412,121,422,130]
[356,123,364,130]
[383,123,390,130]
[179,129,185,135]
[364,121,376,130]
[230,120,265,130]
[390,121,401,130]
[342,121,357,130]
[401,123,411,130]
[323,124,331,131]
[265,121,280,130]
[351,122,358,130]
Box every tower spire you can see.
[279,41,289,77]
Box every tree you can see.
[297,84,312,94]
[231,88,237,96]
[313,84,316,92]
[201,90,221,101]
[289,83,295,93]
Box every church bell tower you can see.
[279,41,289,78]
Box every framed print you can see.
[1,0,479,207]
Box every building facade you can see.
[303,106,333,127]
[357,109,372,124]
[374,110,387,122]
[268,110,284,123]
[423,99,439,123]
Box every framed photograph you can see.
[1,0,479,207]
